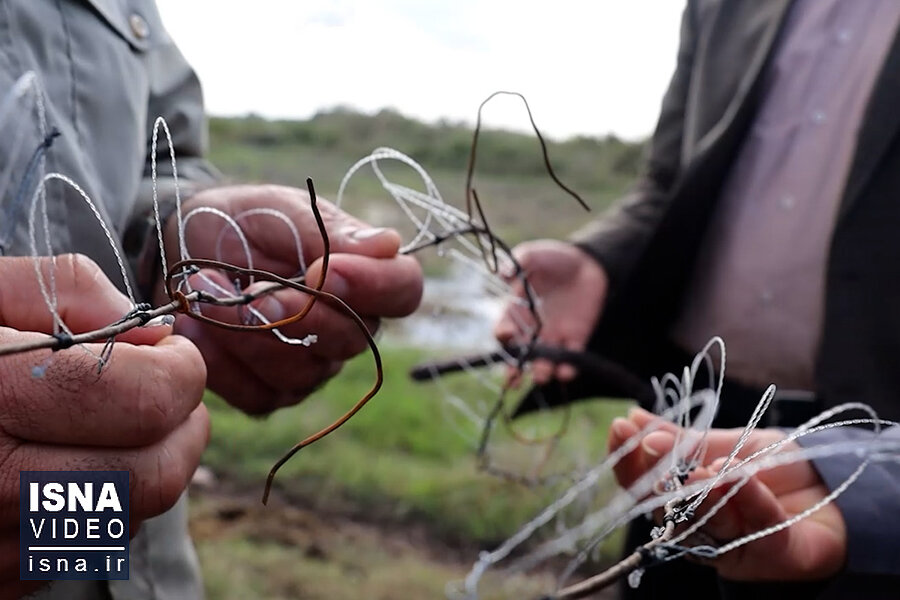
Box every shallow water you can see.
[382,266,505,351]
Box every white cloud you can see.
[156,0,685,140]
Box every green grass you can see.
[198,111,641,597]
[193,504,558,600]
[208,110,641,248]
[202,345,631,545]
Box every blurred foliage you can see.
[209,107,645,185]
[202,346,631,544]
[198,109,643,596]
[207,108,646,247]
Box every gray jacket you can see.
[1,1,219,598]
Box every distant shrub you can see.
[207,108,646,186]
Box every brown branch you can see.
[0,294,190,357]
[465,90,590,216]
[261,283,382,504]
[408,344,655,404]
[464,91,589,275]
[0,279,303,358]
[541,497,682,600]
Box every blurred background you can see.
[156,0,681,140]
[154,2,684,598]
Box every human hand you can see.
[494,239,608,384]
[607,408,846,581]
[0,255,209,598]
[158,184,423,414]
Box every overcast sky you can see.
[155,1,684,141]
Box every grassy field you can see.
[208,109,643,247]
[194,346,632,599]
[194,110,642,598]
[200,346,631,540]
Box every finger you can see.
[732,473,789,533]
[493,307,536,347]
[774,489,847,579]
[509,241,544,273]
[503,365,523,389]
[202,185,403,265]
[751,455,821,497]
[626,408,747,485]
[493,316,518,346]
[178,322,274,414]
[555,339,584,382]
[692,463,844,580]
[627,407,681,434]
[689,428,811,495]
[186,269,378,361]
[609,417,641,488]
[494,278,535,343]
[609,419,676,490]
[693,458,789,537]
[642,430,678,457]
[249,327,370,377]
[628,408,803,489]
[302,253,423,318]
[700,476,790,579]
[680,464,740,550]
[12,403,209,520]
[0,333,205,447]
[531,358,556,385]
[626,406,660,428]
[0,254,171,346]
[180,318,342,414]
[275,195,403,260]
[777,484,834,517]
[556,362,577,383]
[608,416,637,454]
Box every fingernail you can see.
[256,295,286,322]
[558,364,577,382]
[144,314,175,328]
[641,438,661,457]
[350,227,389,240]
[641,432,673,458]
[611,418,630,441]
[325,272,349,299]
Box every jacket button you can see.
[129,13,150,40]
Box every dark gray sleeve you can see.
[123,2,223,298]
[138,29,221,206]
[799,425,900,577]
[717,426,900,600]
[569,1,698,289]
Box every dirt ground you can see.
[188,478,617,600]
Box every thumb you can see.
[710,455,787,533]
[328,224,402,259]
[0,254,171,346]
[642,430,678,458]
[691,459,787,544]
